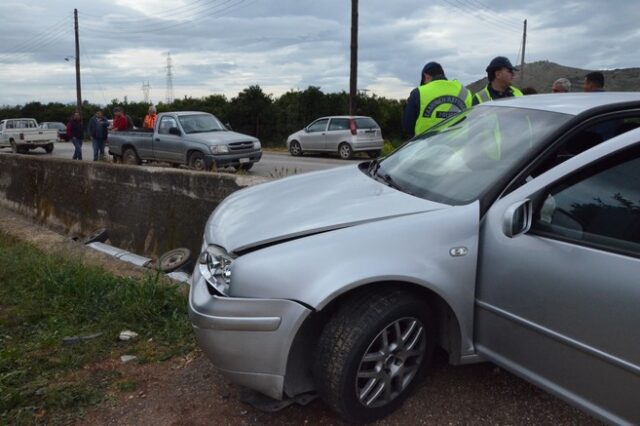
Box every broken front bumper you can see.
[188,267,311,400]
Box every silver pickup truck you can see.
[108,111,262,171]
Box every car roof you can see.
[488,92,640,116]
[169,111,213,116]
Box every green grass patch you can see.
[0,231,195,425]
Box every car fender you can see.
[230,202,480,356]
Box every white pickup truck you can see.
[0,118,58,154]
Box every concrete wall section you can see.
[0,153,266,258]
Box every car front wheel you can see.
[313,289,435,424]
[289,140,302,156]
[189,151,206,171]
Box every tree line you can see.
[0,86,408,146]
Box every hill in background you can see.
[466,60,640,93]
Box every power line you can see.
[458,0,522,31]
[80,0,245,36]
[80,0,216,24]
[438,0,521,34]
[0,27,74,64]
[0,14,73,58]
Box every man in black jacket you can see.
[88,110,109,161]
[66,111,84,160]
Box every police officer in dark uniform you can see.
[473,56,523,105]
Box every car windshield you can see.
[178,114,226,134]
[371,106,572,204]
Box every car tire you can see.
[234,162,254,172]
[338,143,353,160]
[44,143,54,153]
[123,148,141,165]
[313,289,435,424]
[289,141,303,156]
[189,151,206,171]
[367,150,381,159]
[156,248,192,273]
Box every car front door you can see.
[475,135,640,425]
[301,118,329,151]
[155,116,183,162]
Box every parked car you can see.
[189,93,640,424]
[287,115,384,159]
[0,118,57,153]
[107,111,262,171]
[39,121,67,141]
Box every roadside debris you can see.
[119,330,139,341]
[120,355,138,363]
[62,332,103,346]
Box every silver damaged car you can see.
[189,93,640,424]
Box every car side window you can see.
[532,116,640,178]
[329,118,349,131]
[158,117,177,135]
[308,119,329,133]
[533,146,640,256]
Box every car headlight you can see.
[198,245,234,295]
[210,145,229,154]
[253,140,261,149]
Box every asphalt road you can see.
[1,142,362,178]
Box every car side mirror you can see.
[169,127,182,136]
[225,122,232,131]
[503,199,532,238]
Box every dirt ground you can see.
[0,205,601,425]
[78,350,600,426]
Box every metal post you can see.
[349,0,358,115]
[74,9,82,114]
[520,19,527,85]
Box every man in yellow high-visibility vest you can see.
[473,56,523,105]
[402,62,473,136]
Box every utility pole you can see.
[74,9,82,114]
[349,0,358,115]
[520,19,527,85]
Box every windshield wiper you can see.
[367,158,381,176]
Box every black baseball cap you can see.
[486,56,518,72]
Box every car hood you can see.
[205,165,449,253]
[186,130,258,145]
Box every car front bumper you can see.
[206,150,263,168]
[188,267,311,400]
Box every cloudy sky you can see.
[0,0,638,106]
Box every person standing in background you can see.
[112,107,129,131]
[88,110,109,161]
[143,105,157,129]
[402,61,472,136]
[552,78,571,93]
[584,72,605,92]
[66,111,84,160]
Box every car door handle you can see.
[155,138,160,142]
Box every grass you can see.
[0,231,196,425]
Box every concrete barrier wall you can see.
[0,153,267,258]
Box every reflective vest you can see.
[474,85,523,104]
[415,80,473,135]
